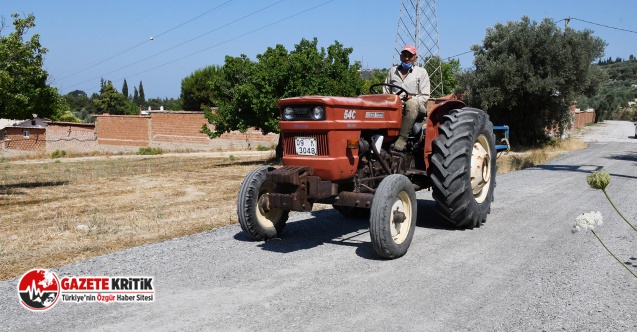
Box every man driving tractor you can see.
[383,45,431,152]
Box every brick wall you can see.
[46,122,97,152]
[150,112,211,147]
[94,112,278,151]
[211,128,279,151]
[95,115,150,147]
[573,111,595,129]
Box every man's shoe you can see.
[393,137,407,152]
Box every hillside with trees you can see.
[578,58,637,121]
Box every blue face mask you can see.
[401,62,413,69]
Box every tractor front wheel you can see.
[369,174,417,259]
[237,166,289,240]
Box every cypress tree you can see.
[138,81,145,104]
[122,79,129,99]
[133,87,140,105]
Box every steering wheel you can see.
[369,83,410,100]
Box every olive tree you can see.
[458,16,606,146]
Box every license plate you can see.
[294,137,317,155]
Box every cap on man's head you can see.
[401,45,417,55]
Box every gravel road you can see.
[1,121,636,331]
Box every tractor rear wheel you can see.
[430,108,497,229]
[237,166,289,240]
[369,174,417,259]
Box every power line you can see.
[51,0,176,60]
[443,50,472,61]
[570,17,637,34]
[153,0,235,39]
[65,0,335,95]
[56,39,151,81]
[56,0,235,82]
[62,0,285,92]
[125,0,336,82]
[441,17,637,62]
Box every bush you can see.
[256,144,272,151]
[51,149,67,158]
[138,147,163,155]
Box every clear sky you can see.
[2,0,636,99]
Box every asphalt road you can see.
[1,121,636,331]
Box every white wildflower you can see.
[572,211,603,233]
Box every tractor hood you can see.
[278,94,402,111]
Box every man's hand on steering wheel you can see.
[369,83,410,101]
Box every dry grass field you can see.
[0,138,586,281]
[0,152,278,281]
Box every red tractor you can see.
[237,84,498,259]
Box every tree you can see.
[203,38,363,137]
[50,96,80,122]
[133,86,140,105]
[457,16,606,146]
[93,80,128,114]
[64,90,92,113]
[578,60,637,121]
[0,13,59,119]
[146,97,182,110]
[180,65,221,111]
[361,69,388,94]
[122,79,129,100]
[422,56,461,97]
[138,81,145,104]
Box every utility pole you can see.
[565,17,571,29]
[393,0,444,97]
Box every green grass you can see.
[50,149,67,158]
[138,147,163,155]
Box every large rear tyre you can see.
[369,174,417,259]
[237,166,289,240]
[430,108,497,229]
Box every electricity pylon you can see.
[393,0,444,97]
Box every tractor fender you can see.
[423,100,466,170]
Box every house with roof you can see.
[1,117,48,152]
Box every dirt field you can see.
[0,151,278,281]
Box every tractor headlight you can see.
[283,107,294,120]
[312,106,325,120]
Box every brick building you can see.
[1,118,48,152]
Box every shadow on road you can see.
[530,164,603,173]
[607,151,637,164]
[530,163,637,180]
[233,197,456,260]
